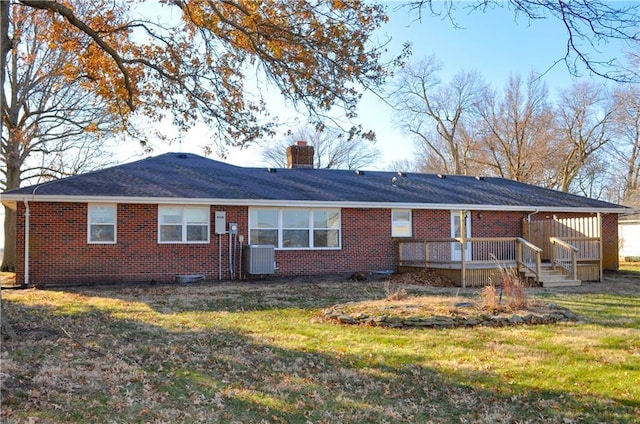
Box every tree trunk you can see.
[0,0,16,340]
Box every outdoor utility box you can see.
[243,245,275,274]
[214,211,226,235]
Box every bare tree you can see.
[387,158,420,173]
[260,126,381,170]
[570,153,617,200]
[1,5,122,272]
[475,73,557,185]
[611,85,640,204]
[553,82,615,192]
[402,0,640,83]
[389,56,485,175]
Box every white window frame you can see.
[158,205,210,244]
[391,209,412,238]
[282,209,311,248]
[88,204,117,244]
[249,208,341,250]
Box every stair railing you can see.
[516,238,542,283]
[549,237,579,281]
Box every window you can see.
[249,209,278,246]
[88,204,116,243]
[159,206,209,243]
[283,210,310,248]
[249,208,341,249]
[392,209,412,237]
[313,209,340,248]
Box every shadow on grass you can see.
[3,289,639,424]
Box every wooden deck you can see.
[398,236,600,288]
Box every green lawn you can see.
[2,274,639,423]
[621,262,640,273]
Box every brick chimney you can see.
[286,141,314,168]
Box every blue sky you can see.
[379,2,578,90]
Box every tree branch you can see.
[19,0,136,111]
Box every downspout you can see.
[525,208,540,241]
[23,199,29,287]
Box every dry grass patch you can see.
[1,272,17,287]
[1,274,639,423]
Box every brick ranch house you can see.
[0,143,633,287]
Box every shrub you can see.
[481,260,529,312]
[480,284,498,311]
[384,281,408,301]
[500,265,528,310]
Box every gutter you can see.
[0,194,632,215]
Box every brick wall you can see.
[14,202,248,286]
[470,210,526,237]
[601,213,619,270]
[11,202,618,286]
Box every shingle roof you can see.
[0,152,630,212]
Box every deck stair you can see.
[524,263,581,287]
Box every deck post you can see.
[424,241,429,269]
[536,250,541,284]
[571,249,578,281]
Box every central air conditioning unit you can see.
[243,245,276,275]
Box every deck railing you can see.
[469,237,517,263]
[398,238,455,266]
[398,234,600,286]
[559,237,600,260]
[550,237,579,281]
[516,237,542,281]
[398,238,520,265]
[398,237,543,286]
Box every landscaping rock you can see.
[323,303,577,329]
[337,315,357,324]
[509,314,525,324]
